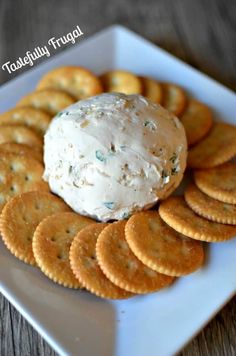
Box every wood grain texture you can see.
[0,0,236,355]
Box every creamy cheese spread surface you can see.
[43,93,187,221]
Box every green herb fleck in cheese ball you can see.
[43,93,187,221]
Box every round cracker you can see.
[96,220,174,294]
[0,107,51,136]
[33,212,94,288]
[70,223,133,299]
[180,99,213,146]
[0,153,49,212]
[139,76,163,104]
[187,122,236,169]
[162,83,187,117]
[159,196,236,242]
[194,163,236,204]
[0,143,42,162]
[0,125,42,148]
[100,70,142,95]
[37,66,103,100]
[16,89,75,116]
[185,183,236,225]
[0,191,71,265]
[125,211,204,276]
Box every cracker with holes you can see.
[0,191,71,265]
[0,153,49,212]
[32,212,94,288]
[187,122,236,169]
[96,220,174,294]
[16,89,75,116]
[194,163,236,204]
[37,66,103,100]
[100,70,142,95]
[0,107,51,136]
[185,183,236,225]
[0,143,43,162]
[0,125,42,148]
[125,211,204,276]
[70,223,133,299]
[159,196,236,242]
[162,83,187,117]
[180,100,213,146]
[139,76,163,104]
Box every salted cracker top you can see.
[43,93,187,221]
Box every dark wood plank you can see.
[0,0,235,355]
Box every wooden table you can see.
[0,0,235,355]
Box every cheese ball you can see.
[43,93,187,221]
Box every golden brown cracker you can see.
[125,211,204,276]
[0,143,43,162]
[185,183,236,225]
[100,70,142,95]
[0,125,42,148]
[0,107,51,136]
[0,153,48,212]
[16,89,75,116]
[33,212,94,288]
[194,163,236,204]
[187,122,236,169]
[180,99,213,146]
[159,196,236,242]
[96,220,174,294]
[0,191,71,265]
[139,76,163,104]
[162,83,187,117]
[37,66,103,100]
[70,223,133,298]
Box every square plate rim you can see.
[0,24,235,99]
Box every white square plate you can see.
[0,25,236,356]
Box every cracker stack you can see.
[0,65,235,299]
